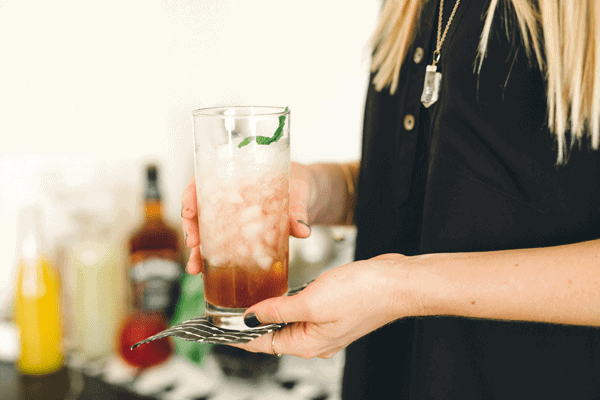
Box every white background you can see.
[0,0,380,316]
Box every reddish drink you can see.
[200,171,289,309]
[203,259,288,308]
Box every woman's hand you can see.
[181,162,314,274]
[233,253,422,359]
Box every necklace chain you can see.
[433,0,461,66]
[421,0,461,107]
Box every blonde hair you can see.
[371,0,600,163]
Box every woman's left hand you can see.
[234,253,424,359]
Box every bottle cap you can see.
[147,165,158,182]
[145,164,161,200]
[16,204,48,265]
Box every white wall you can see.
[0,0,380,316]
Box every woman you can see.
[182,0,600,398]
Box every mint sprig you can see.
[238,107,289,149]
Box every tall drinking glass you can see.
[193,106,290,329]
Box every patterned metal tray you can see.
[131,282,310,349]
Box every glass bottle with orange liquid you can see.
[14,205,64,376]
[118,164,182,368]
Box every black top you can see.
[343,0,600,398]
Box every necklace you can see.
[421,0,461,108]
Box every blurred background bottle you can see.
[118,164,182,368]
[69,211,121,361]
[14,205,64,376]
[171,273,213,365]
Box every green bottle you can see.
[171,273,213,364]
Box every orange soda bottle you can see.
[14,206,64,375]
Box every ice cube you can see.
[200,205,218,226]
[278,217,289,234]
[265,230,277,247]
[238,205,262,224]
[242,142,281,167]
[236,243,250,258]
[208,255,227,268]
[252,247,273,271]
[241,221,264,239]
[226,189,244,204]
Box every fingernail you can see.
[244,312,261,328]
[184,231,188,247]
[181,203,184,218]
[297,219,311,233]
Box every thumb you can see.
[289,162,312,238]
[243,294,310,328]
[290,207,311,239]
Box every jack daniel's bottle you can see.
[118,164,182,368]
[129,165,181,317]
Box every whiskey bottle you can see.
[118,164,182,368]
[129,164,182,318]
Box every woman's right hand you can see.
[181,162,313,275]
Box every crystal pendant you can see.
[421,65,442,108]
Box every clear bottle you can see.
[70,212,121,361]
[118,164,182,368]
[14,205,64,375]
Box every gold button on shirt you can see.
[404,114,415,131]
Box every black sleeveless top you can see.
[343,0,600,398]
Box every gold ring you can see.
[271,330,281,357]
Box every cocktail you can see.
[192,106,290,329]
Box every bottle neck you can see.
[145,199,162,221]
[145,171,162,222]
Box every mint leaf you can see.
[238,136,255,147]
[238,107,288,149]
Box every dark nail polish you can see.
[297,220,311,232]
[244,312,261,328]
